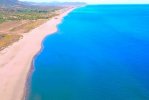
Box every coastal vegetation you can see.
[0,0,84,51]
[0,34,22,50]
[0,2,63,50]
[0,7,60,22]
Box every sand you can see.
[0,7,76,100]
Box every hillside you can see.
[0,0,18,5]
[29,2,87,6]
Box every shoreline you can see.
[0,7,77,100]
[24,36,45,100]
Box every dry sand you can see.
[0,7,76,100]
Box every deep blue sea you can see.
[28,5,149,100]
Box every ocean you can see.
[28,5,149,100]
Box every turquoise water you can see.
[28,5,149,100]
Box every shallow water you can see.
[28,5,149,100]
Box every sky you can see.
[20,0,149,4]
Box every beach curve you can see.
[0,7,76,100]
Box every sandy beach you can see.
[0,7,75,100]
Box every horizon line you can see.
[19,0,149,4]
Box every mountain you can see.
[21,1,87,7]
[0,0,86,7]
[0,0,18,5]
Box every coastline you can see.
[0,7,76,100]
[24,34,45,100]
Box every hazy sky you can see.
[20,0,149,4]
